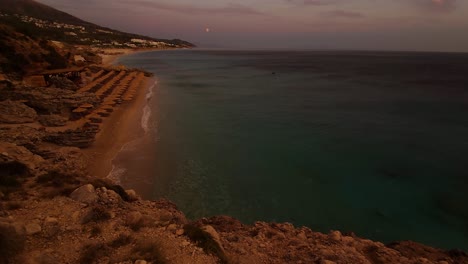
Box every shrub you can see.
[78,243,110,264]
[0,161,29,192]
[132,239,167,264]
[81,205,111,224]
[0,223,25,262]
[109,234,133,248]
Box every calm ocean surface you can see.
[116,50,468,250]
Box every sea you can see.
[114,50,468,250]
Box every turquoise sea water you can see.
[117,50,468,250]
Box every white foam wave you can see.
[106,165,125,185]
[141,80,157,133]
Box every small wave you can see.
[141,80,157,133]
[146,80,157,100]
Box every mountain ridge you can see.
[0,0,194,48]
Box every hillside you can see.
[0,24,68,77]
[0,0,194,48]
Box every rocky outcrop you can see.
[6,86,99,115]
[0,126,45,148]
[189,216,467,264]
[0,100,37,124]
[48,76,79,91]
[44,125,99,148]
[38,114,67,127]
[0,142,45,175]
[0,142,44,190]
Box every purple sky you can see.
[37,0,468,51]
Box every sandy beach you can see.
[99,48,137,66]
[100,48,165,66]
[84,77,153,180]
[82,49,157,179]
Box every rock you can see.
[0,100,37,124]
[0,126,45,147]
[329,230,342,242]
[341,236,355,245]
[44,126,99,148]
[125,189,139,201]
[201,225,223,249]
[44,217,58,224]
[181,241,191,247]
[297,231,307,240]
[69,184,98,204]
[9,87,99,116]
[176,229,184,236]
[48,76,78,91]
[38,114,68,127]
[25,223,42,235]
[167,224,177,232]
[134,260,147,264]
[0,142,44,172]
[43,217,60,238]
[126,211,145,230]
[106,189,122,203]
[320,260,337,264]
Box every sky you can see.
[36,0,468,51]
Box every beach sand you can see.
[83,77,153,179]
[100,48,164,66]
[100,48,136,66]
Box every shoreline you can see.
[100,47,169,66]
[83,76,154,180]
[83,49,158,180]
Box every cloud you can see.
[411,0,457,12]
[126,1,265,16]
[323,10,365,18]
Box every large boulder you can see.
[69,184,98,204]
[0,100,37,124]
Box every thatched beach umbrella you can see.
[72,107,87,113]
[80,103,94,109]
